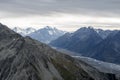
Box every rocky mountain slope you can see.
[0,23,119,80]
[74,56,120,80]
[73,56,120,74]
[53,46,120,77]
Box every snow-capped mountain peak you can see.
[94,29,114,39]
[28,26,66,43]
[13,27,23,33]
[13,27,36,36]
[44,26,52,29]
[25,27,36,34]
[13,26,66,43]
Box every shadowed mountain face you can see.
[95,29,119,39]
[0,23,118,80]
[88,31,120,64]
[50,27,102,54]
[50,27,120,65]
[95,29,113,39]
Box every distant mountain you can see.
[88,31,120,64]
[95,29,113,39]
[95,29,119,39]
[0,23,117,80]
[28,26,66,44]
[50,27,120,64]
[13,27,36,36]
[50,27,102,55]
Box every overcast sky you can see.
[0,0,120,31]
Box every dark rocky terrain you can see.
[88,31,120,64]
[50,27,102,55]
[0,23,119,80]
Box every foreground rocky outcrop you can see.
[0,23,119,80]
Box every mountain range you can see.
[13,26,66,44]
[13,26,120,64]
[50,27,102,54]
[0,23,119,80]
[88,31,120,64]
[13,27,36,36]
[28,26,66,43]
[50,27,120,64]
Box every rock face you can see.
[0,23,118,80]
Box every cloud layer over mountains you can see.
[0,0,120,17]
[0,0,120,31]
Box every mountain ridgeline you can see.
[1,23,119,80]
[13,26,66,44]
[50,27,120,64]
[28,26,66,43]
[13,27,36,36]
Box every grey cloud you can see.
[0,0,120,18]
